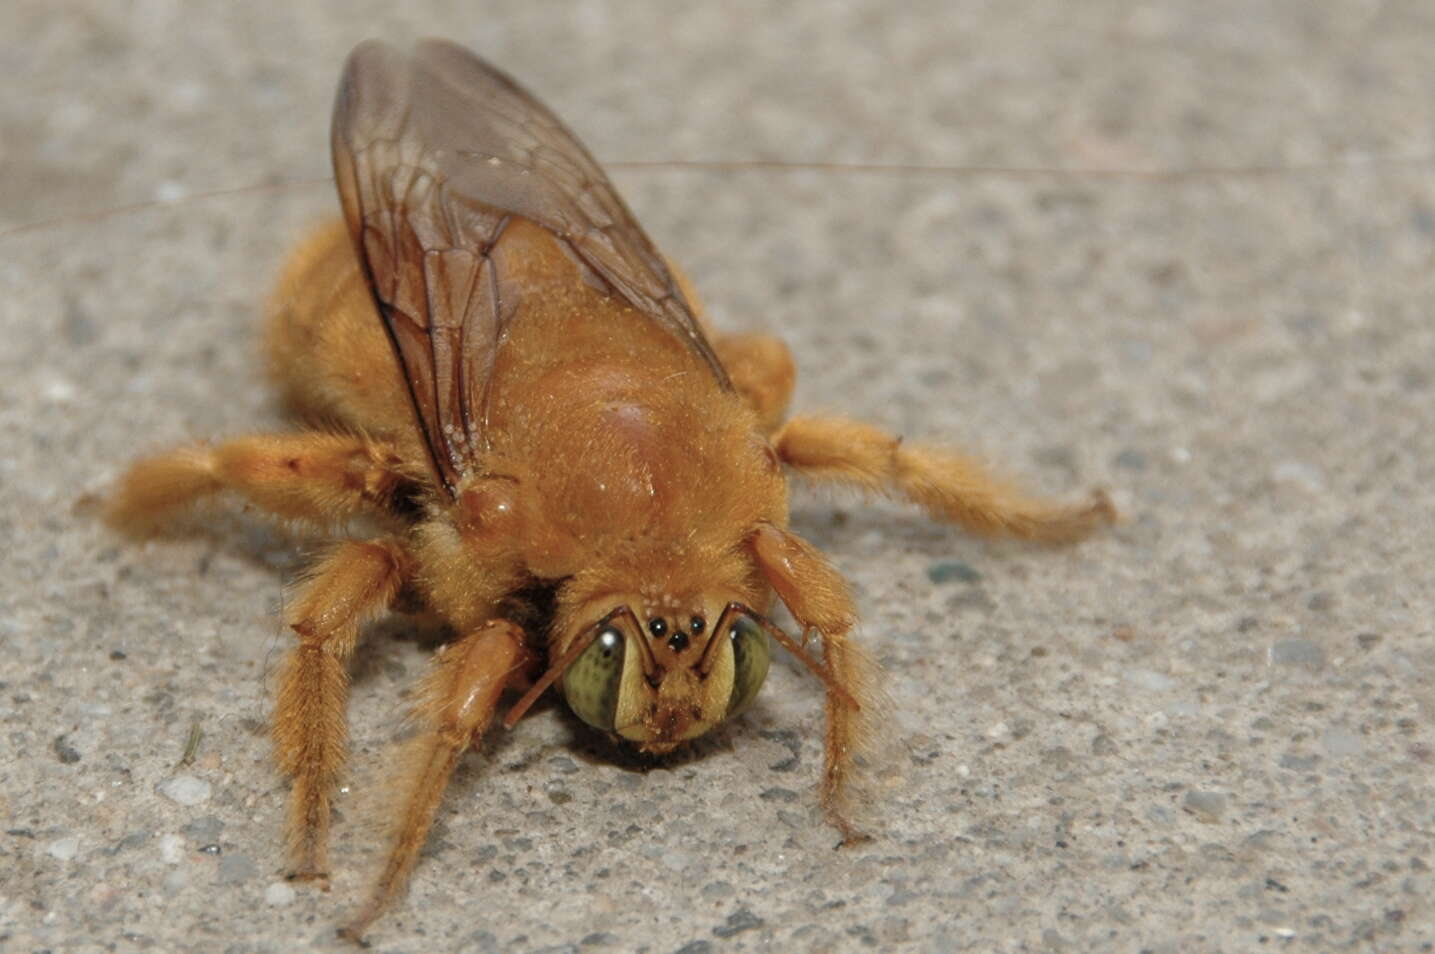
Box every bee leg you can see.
[711,332,796,434]
[273,537,410,882]
[340,619,530,943]
[749,524,881,844]
[773,415,1115,543]
[105,431,409,535]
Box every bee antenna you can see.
[746,612,860,711]
[502,605,641,728]
[697,601,749,675]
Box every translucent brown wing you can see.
[331,38,729,496]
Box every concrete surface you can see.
[2,2,1433,952]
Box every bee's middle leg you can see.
[273,536,410,882]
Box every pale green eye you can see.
[726,615,770,717]
[563,627,625,730]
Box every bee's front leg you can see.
[749,524,884,844]
[340,619,531,944]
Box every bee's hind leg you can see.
[773,415,1114,543]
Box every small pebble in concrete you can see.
[1272,460,1325,494]
[675,942,713,954]
[1184,789,1227,822]
[159,833,184,863]
[108,829,150,855]
[1114,448,1147,471]
[1124,669,1176,691]
[661,849,695,873]
[265,881,296,907]
[218,852,257,884]
[158,775,211,806]
[1323,727,1363,757]
[47,835,80,860]
[926,561,981,584]
[1270,637,1325,668]
[182,815,223,841]
[52,734,81,764]
[712,907,764,938]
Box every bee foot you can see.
[336,924,372,948]
[285,866,332,890]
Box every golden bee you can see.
[105,39,1114,939]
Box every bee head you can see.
[550,600,772,750]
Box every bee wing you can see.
[331,39,729,496]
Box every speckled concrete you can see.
[3,2,1434,952]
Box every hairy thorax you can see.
[471,225,788,583]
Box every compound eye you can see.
[563,626,626,731]
[726,615,771,717]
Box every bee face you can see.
[560,604,771,748]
